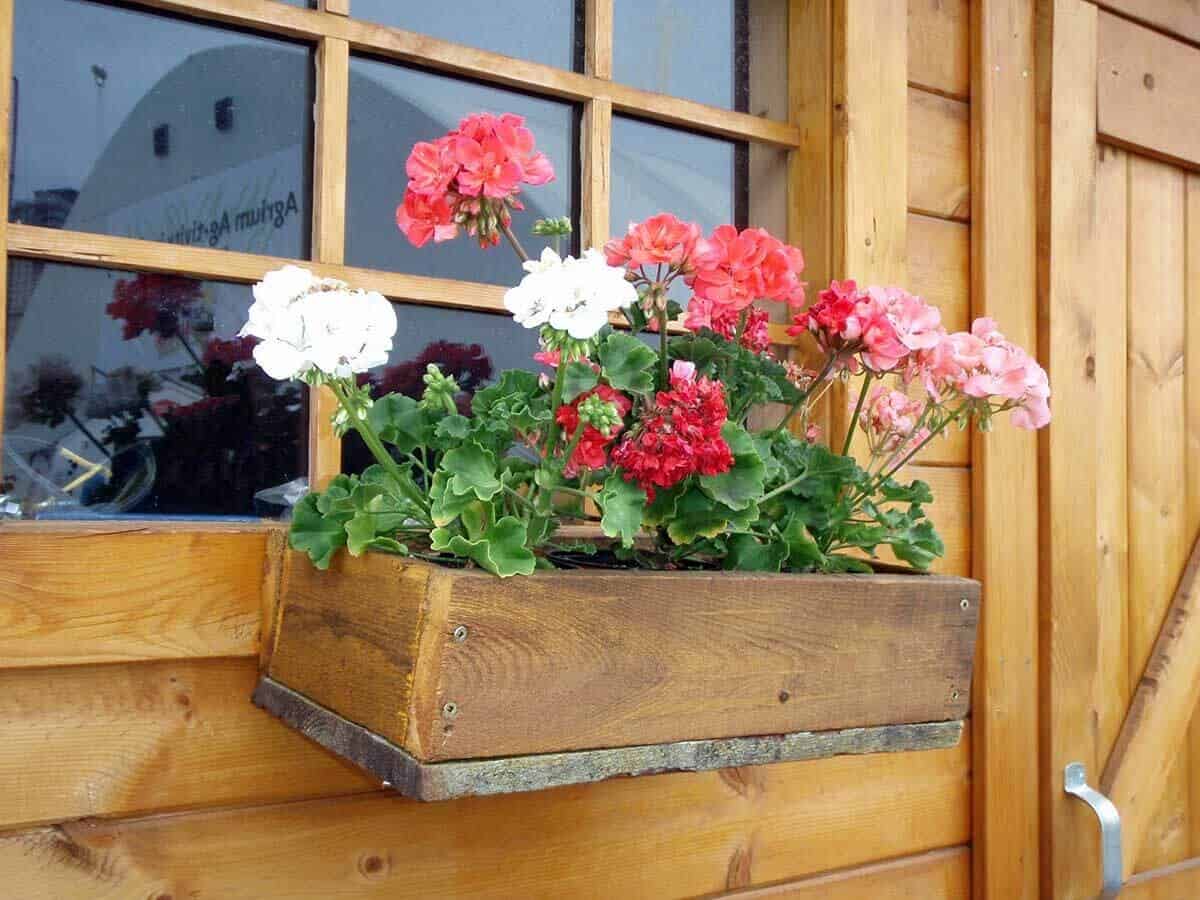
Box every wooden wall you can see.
[0,2,977,897]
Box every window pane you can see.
[346,58,576,285]
[610,117,741,303]
[10,0,314,259]
[342,305,540,473]
[2,260,308,519]
[613,0,745,109]
[351,0,581,71]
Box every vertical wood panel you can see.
[1092,145,1130,771]
[581,98,612,249]
[585,0,614,79]
[909,0,970,99]
[1038,1,1102,897]
[1127,154,1190,873]
[1188,173,1200,860]
[970,2,1039,898]
[308,36,350,489]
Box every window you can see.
[0,0,798,522]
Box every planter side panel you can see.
[414,570,979,761]
[267,553,431,746]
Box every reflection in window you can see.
[345,57,577,285]
[9,0,314,259]
[2,261,307,518]
[351,0,582,71]
[610,117,743,304]
[342,304,541,472]
[613,0,747,110]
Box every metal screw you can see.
[951,690,960,701]
[960,597,970,610]
[442,701,458,719]
[452,625,469,643]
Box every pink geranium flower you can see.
[604,213,701,270]
[689,226,806,316]
[395,189,458,247]
[405,138,458,196]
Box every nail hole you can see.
[1144,72,1155,89]
[778,690,790,703]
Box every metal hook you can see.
[1064,762,1123,899]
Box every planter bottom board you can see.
[253,676,965,802]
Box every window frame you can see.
[0,0,804,521]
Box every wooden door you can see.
[1043,2,1200,897]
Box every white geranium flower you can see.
[240,266,397,381]
[503,248,636,340]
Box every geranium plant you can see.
[244,112,1050,577]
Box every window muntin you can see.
[2,260,307,518]
[345,57,577,285]
[9,0,314,259]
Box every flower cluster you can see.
[611,362,733,498]
[604,213,701,273]
[106,274,205,342]
[504,248,637,341]
[684,298,771,353]
[239,265,397,381]
[555,384,632,476]
[854,384,931,464]
[203,335,258,369]
[690,225,807,314]
[395,112,554,249]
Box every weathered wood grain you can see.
[254,675,964,801]
[0,526,264,667]
[910,88,971,221]
[267,552,432,748]
[0,736,971,899]
[1098,11,1200,172]
[711,845,970,898]
[1123,856,1200,900]
[1095,1,1200,46]
[909,0,969,99]
[0,658,374,830]
[270,556,981,763]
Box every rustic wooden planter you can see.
[255,551,980,801]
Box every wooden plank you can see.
[581,98,612,250]
[0,657,374,830]
[584,0,613,79]
[319,0,348,14]
[308,36,350,490]
[712,845,970,899]
[1095,1,1200,47]
[255,675,964,801]
[1103,535,1200,877]
[831,0,908,447]
[0,526,266,667]
[1188,171,1200,862]
[969,2,1040,898]
[267,552,432,749]
[1038,2,1103,896]
[1092,144,1131,768]
[1123,856,1200,900]
[1098,11,1200,172]
[0,736,971,898]
[909,88,971,222]
[1125,153,1191,873]
[909,0,970,99]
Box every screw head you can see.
[960,597,970,610]
[951,690,960,701]
[453,625,469,643]
[442,701,458,719]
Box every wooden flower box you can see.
[255,551,980,801]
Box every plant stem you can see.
[733,308,749,346]
[499,218,530,263]
[560,420,587,469]
[502,483,535,513]
[177,335,206,373]
[769,354,837,436]
[841,371,873,456]
[67,412,112,459]
[658,306,670,389]
[544,356,568,452]
[760,470,809,503]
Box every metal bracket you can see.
[1064,762,1123,899]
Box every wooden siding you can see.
[0,3,979,898]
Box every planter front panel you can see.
[267,553,980,764]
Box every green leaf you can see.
[345,512,401,556]
[598,473,646,547]
[367,394,432,454]
[289,492,350,569]
[441,443,501,501]
[780,514,826,570]
[665,485,739,545]
[642,483,683,527]
[471,369,541,416]
[878,477,934,504]
[439,516,537,577]
[315,474,357,517]
[429,470,476,527]
[562,361,599,402]
[823,555,875,573]
[699,423,765,511]
[886,520,944,571]
[435,414,471,442]
[724,533,788,572]
[599,332,658,394]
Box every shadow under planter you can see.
[254,552,980,801]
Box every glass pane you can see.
[342,304,540,473]
[346,58,576,285]
[351,0,580,71]
[610,116,741,304]
[613,0,744,109]
[2,260,308,519]
[10,0,314,259]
